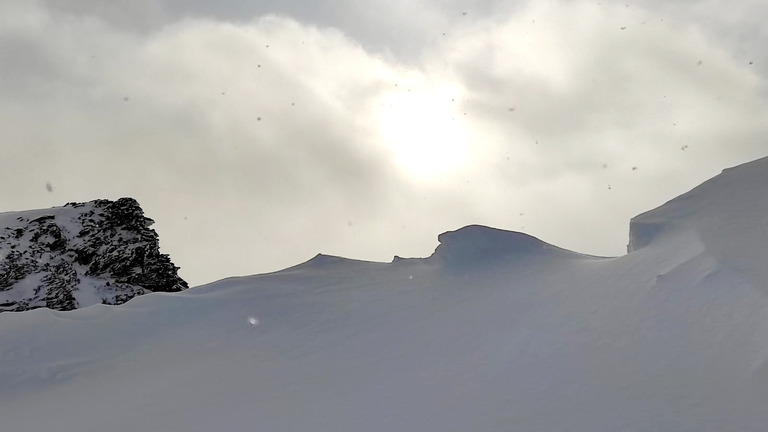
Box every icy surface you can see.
[2,157,768,431]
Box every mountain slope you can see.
[629,156,768,293]
[1,157,768,431]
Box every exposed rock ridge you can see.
[0,198,188,312]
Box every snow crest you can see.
[431,224,577,267]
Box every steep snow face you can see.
[0,198,188,312]
[1,157,768,432]
[628,156,768,292]
[629,156,768,251]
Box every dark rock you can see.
[0,198,188,312]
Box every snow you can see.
[2,156,768,431]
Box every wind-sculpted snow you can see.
[0,198,188,312]
[628,156,768,293]
[430,224,587,268]
[2,157,768,431]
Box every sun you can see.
[377,84,469,179]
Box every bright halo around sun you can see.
[377,84,469,179]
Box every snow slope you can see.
[2,157,768,431]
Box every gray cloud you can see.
[39,0,167,32]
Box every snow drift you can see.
[2,157,768,431]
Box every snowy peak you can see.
[430,224,577,266]
[0,198,188,312]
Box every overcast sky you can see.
[2,0,767,286]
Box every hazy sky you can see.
[2,0,767,286]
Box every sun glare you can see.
[377,85,469,179]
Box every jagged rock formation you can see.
[0,198,188,312]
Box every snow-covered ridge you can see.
[0,198,188,312]
[627,156,768,293]
[288,225,592,276]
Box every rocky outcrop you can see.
[0,198,188,312]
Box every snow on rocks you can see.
[0,198,188,312]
